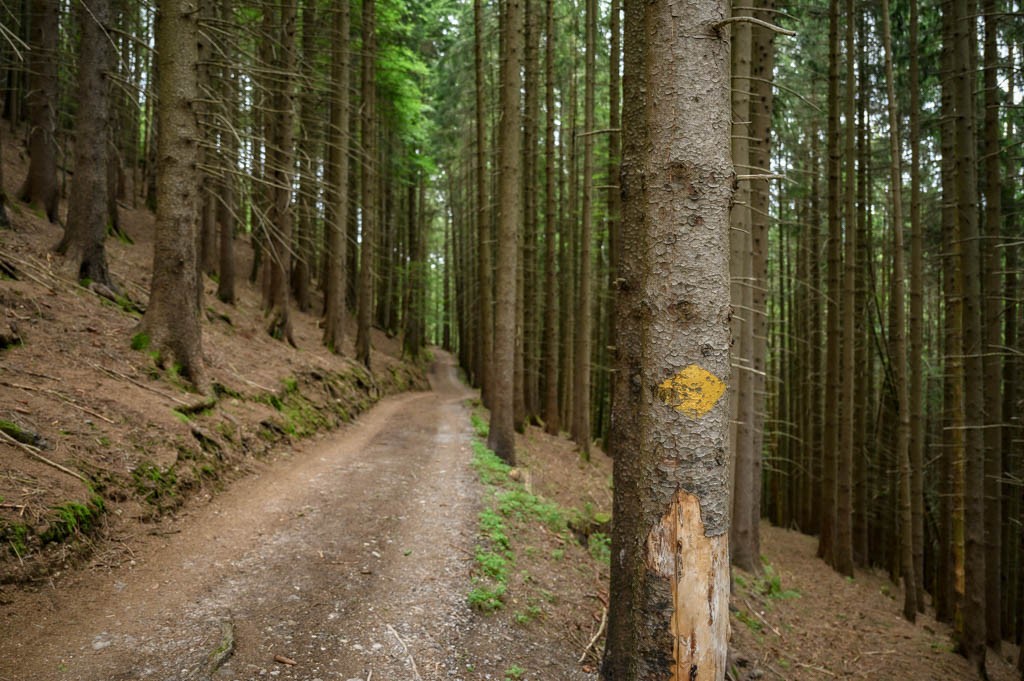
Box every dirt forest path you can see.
[0,351,482,681]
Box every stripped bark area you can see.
[646,491,730,680]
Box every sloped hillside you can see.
[0,134,426,585]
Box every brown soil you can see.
[730,523,1021,681]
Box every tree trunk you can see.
[140,0,204,387]
[541,0,559,435]
[522,0,540,419]
[323,0,351,353]
[819,0,841,567]
[601,0,733,674]
[215,1,237,306]
[728,10,755,573]
[907,0,926,613]
[951,0,986,667]
[19,0,60,222]
[487,0,522,465]
[572,0,595,458]
[265,0,297,346]
[604,0,621,447]
[356,0,377,368]
[56,0,114,287]
[832,0,857,580]
[981,0,1002,648]
[474,0,494,406]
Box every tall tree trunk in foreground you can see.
[323,0,351,353]
[20,0,60,222]
[139,0,204,387]
[57,0,114,287]
[601,0,733,675]
[356,0,378,368]
[487,0,522,465]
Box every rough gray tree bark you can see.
[487,0,522,465]
[323,0,351,353]
[355,0,377,368]
[56,0,115,287]
[601,0,733,675]
[138,0,204,387]
[20,0,60,222]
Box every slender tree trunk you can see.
[487,0,522,465]
[572,0,595,458]
[833,0,857,579]
[907,0,926,613]
[265,0,297,345]
[936,0,963,623]
[744,0,773,573]
[1003,44,1020,649]
[602,0,733,673]
[0,97,8,228]
[853,8,871,566]
[324,0,351,353]
[474,0,494,405]
[523,0,540,418]
[356,0,377,368]
[605,0,621,447]
[140,0,203,387]
[215,0,237,306]
[20,0,59,222]
[981,0,1003,648]
[880,0,916,618]
[57,0,114,287]
[819,0,841,567]
[291,1,319,314]
[541,0,559,434]
[951,0,986,667]
[729,11,755,573]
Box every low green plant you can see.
[468,583,506,612]
[735,609,763,634]
[130,332,151,351]
[513,604,542,624]
[504,664,525,680]
[757,564,800,600]
[470,440,511,486]
[40,496,105,543]
[3,522,29,557]
[470,412,489,438]
[588,532,611,565]
[132,462,178,506]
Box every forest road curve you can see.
[0,350,482,681]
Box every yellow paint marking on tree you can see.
[657,365,726,418]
